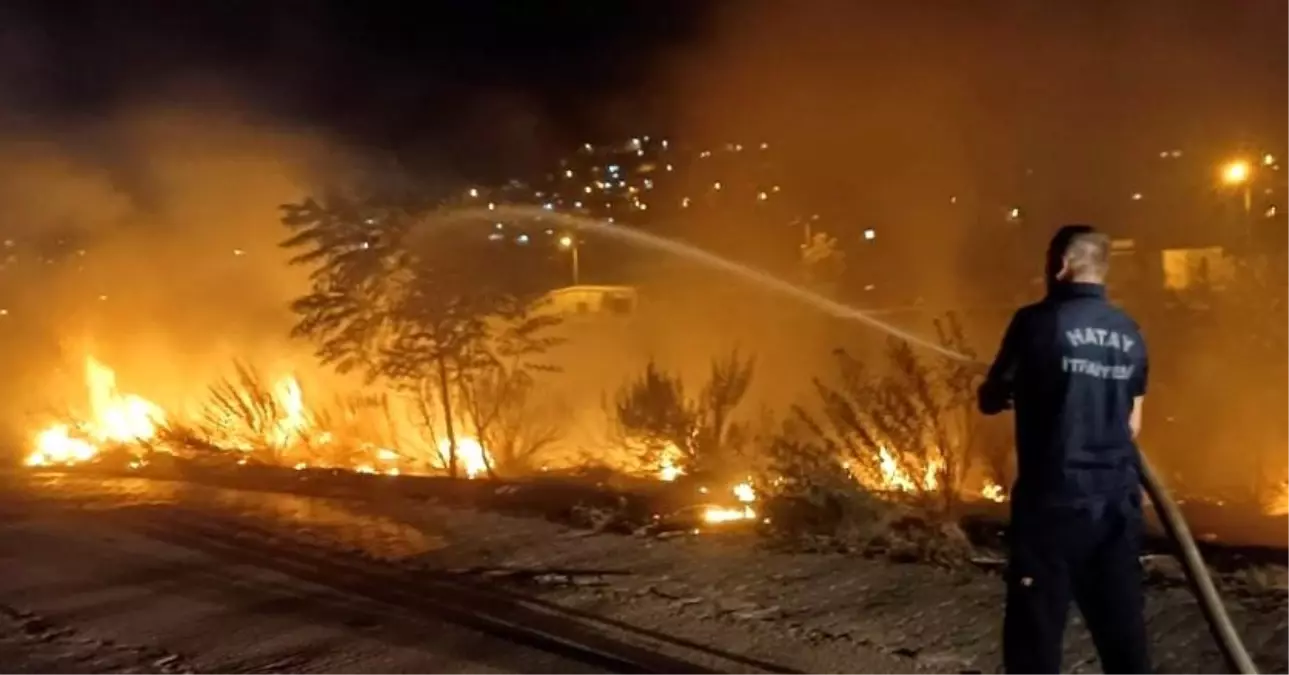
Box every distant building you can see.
[1109,238,1235,297]
[541,285,638,317]
[1159,247,1235,292]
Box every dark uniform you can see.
[978,281,1151,674]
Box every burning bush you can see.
[794,315,997,515]
[454,355,562,476]
[759,429,974,565]
[759,429,890,544]
[196,361,316,463]
[610,349,757,481]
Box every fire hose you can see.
[1139,454,1259,674]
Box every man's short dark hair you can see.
[1047,224,1111,281]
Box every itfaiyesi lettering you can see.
[1062,357,1135,381]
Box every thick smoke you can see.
[651,0,1286,298]
[627,0,1288,502]
[0,92,361,447]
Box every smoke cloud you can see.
[0,86,363,446]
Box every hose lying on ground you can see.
[1139,454,1259,674]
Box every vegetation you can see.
[600,319,995,565]
[610,349,757,478]
[280,188,562,477]
[174,360,408,469]
[198,360,296,464]
[457,326,566,476]
[792,314,989,516]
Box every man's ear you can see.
[1054,255,1072,281]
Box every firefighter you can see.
[978,224,1151,674]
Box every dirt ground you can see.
[1,470,1285,674]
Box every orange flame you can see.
[436,437,492,479]
[26,425,97,466]
[27,356,166,467]
[981,480,1007,503]
[25,356,499,478]
[874,445,940,493]
[658,444,684,481]
[269,376,310,448]
[701,480,758,525]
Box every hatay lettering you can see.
[1065,327,1135,353]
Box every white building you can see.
[541,285,638,317]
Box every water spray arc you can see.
[457,206,972,362]
[444,205,1258,673]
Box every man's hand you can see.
[978,311,1023,416]
[977,380,1013,415]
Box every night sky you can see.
[0,1,712,176]
[1,1,1282,175]
[0,0,1283,276]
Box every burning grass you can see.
[25,342,1283,567]
[13,292,1279,572]
[22,338,1009,565]
[25,355,493,478]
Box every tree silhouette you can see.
[612,350,756,477]
[281,188,560,477]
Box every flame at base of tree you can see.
[437,437,491,479]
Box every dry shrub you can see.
[876,511,975,566]
[310,392,410,466]
[185,360,425,469]
[757,427,972,565]
[197,360,294,463]
[458,352,564,477]
[759,430,890,549]
[797,314,985,516]
[754,316,989,565]
[610,349,756,479]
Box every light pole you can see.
[558,234,580,285]
[1220,159,1253,245]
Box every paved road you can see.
[0,474,776,674]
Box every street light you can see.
[1221,159,1254,244]
[1220,159,1254,211]
[1222,160,1251,186]
[558,234,579,286]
